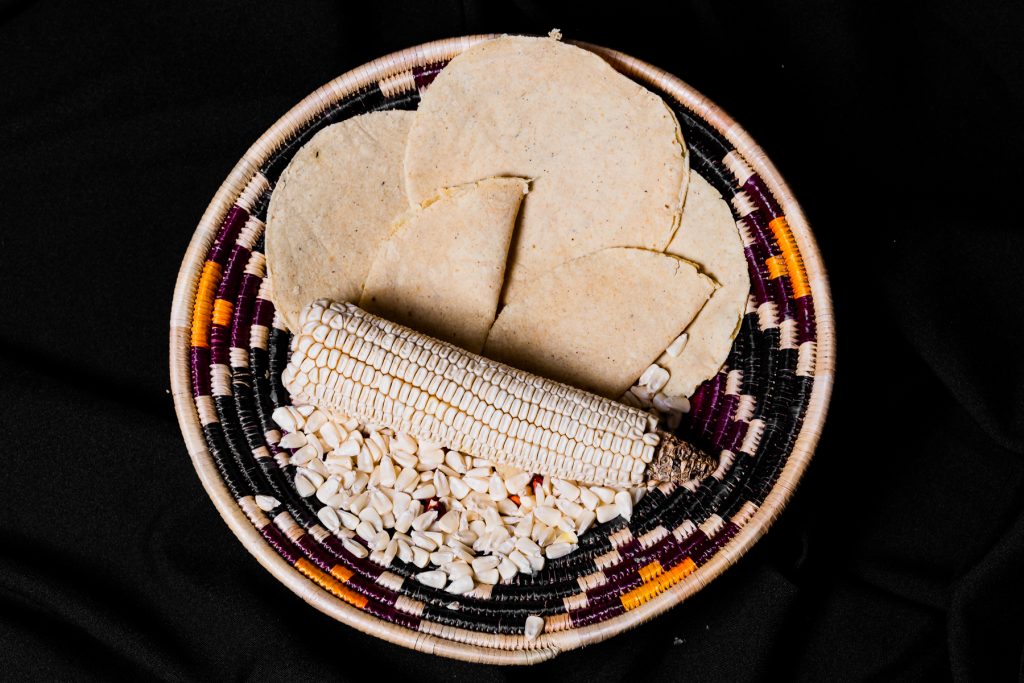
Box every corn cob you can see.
[281,299,716,487]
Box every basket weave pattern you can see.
[169,35,834,664]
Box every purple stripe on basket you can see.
[583,577,624,605]
[725,419,747,453]
[795,295,816,343]
[695,522,740,566]
[616,538,642,559]
[711,394,739,446]
[741,174,782,220]
[581,528,711,610]
[577,531,715,619]
[744,246,770,305]
[310,532,364,577]
[571,601,626,628]
[366,601,420,630]
[210,325,231,347]
[675,529,714,566]
[583,538,676,605]
[191,346,211,397]
[253,297,275,328]
[604,561,646,588]
[320,535,385,580]
[698,373,725,438]
[260,523,299,564]
[655,529,709,570]
[352,554,387,582]
[215,244,251,302]
[210,326,232,365]
[689,380,710,422]
[295,534,337,573]
[612,530,697,595]
[209,206,249,264]
[642,528,679,560]
[601,570,647,600]
[350,574,398,607]
[209,276,244,363]
[413,62,447,89]
[748,237,775,274]
[295,532,394,598]
[231,274,261,349]
[740,209,779,257]
[260,505,383,584]
[769,276,792,321]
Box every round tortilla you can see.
[483,247,716,399]
[265,110,415,331]
[404,35,689,304]
[359,177,528,353]
[658,172,750,397]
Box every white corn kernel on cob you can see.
[282,300,715,487]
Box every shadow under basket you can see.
[169,34,835,664]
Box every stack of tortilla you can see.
[265,34,750,406]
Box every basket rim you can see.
[168,33,835,665]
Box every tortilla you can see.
[483,247,716,398]
[265,110,415,331]
[404,35,689,304]
[658,172,751,397]
[359,177,529,353]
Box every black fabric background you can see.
[2,1,1023,680]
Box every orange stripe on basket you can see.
[765,255,787,280]
[296,558,368,609]
[664,557,698,585]
[638,560,664,583]
[619,589,644,611]
[212,298,234,327]
[768,216,810,298]
[329,564,354,583]
[620,557,698,611]
[190,261,222,348]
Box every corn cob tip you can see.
[647,431,718,484]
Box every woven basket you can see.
[169,34,834,664]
